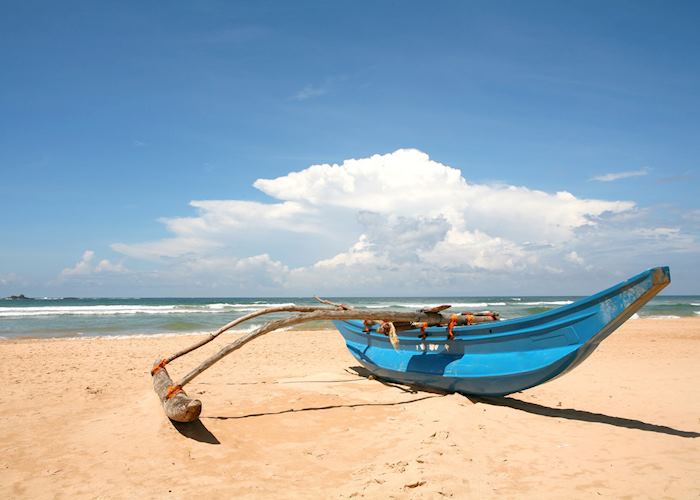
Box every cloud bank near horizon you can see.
[58,149,697,295]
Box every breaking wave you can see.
[520,300,574,306]
[363,302,508,309]
[0,303,296,318]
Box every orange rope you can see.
[150,358,168,376]
[363,320,372,333]
[166,385,183,399]
[447,314,458,340]
[465,314,475,325]
[418,322,428,340]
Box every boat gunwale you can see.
[336,266,669,341]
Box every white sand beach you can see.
[1,318,699,498]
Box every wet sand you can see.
[1,318,698,498]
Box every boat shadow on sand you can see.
[469,396,699,439]
[348,366,698,438]
[170,366,698,443]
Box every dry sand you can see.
[1,318,699,499]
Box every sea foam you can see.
[521,300,574,306]
[0,302,297,317]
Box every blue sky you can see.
[1,1,698,296]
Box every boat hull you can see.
[333,267,670,396]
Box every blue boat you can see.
[333,267,670,396]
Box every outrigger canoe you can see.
[333,266,670,396]
[151,266,670,422]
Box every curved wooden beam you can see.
[165,304,343,364]
[152,306,500,421]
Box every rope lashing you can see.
[378,321,399,349]
[151,358,168,376]
[363,320,372,333]
[464,313,475,325]
[378,321,389,336]
[447,314,458,340]
[417,322,428,340]
[166,385,183,399]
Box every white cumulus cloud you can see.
[105,148,669,294]
[565,251,585,266]
[62,250,127,277]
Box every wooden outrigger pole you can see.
[151,299,499,422]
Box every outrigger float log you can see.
[151,267,670,422]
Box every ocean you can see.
[1,295,698,340]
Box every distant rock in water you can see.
[4,294,33,300]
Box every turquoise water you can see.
[1,295,698,340]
